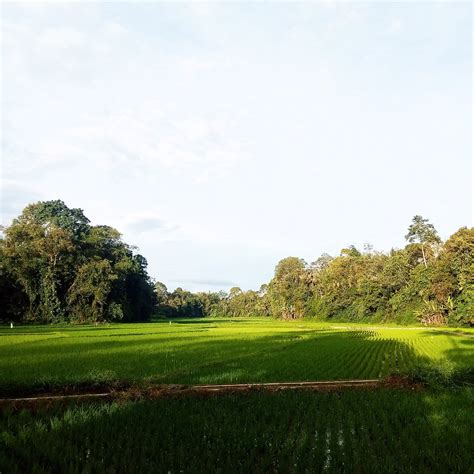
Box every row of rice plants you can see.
[2,389,473,472]
[0,322,472,391]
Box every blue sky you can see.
[1,1,472,292]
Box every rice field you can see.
[1,389,473,473]
[0,319,472,393]
[1,319,473,472]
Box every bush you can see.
[409,360,474,388]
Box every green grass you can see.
[1,389,473,473]
[0,319,472,393]
[1,319,473,472]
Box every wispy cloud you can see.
[126,215,178,235]
[3,103,248,183]
[60,108,248,180]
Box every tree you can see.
[268,257,309,319]
[195,291,224,317]
[2,213,75,321]
[229,287,243,298]
[67,260,118,323]
[405,215,441,267]
[340,245,361,258]
[0,241,27,321]
[310,253,333,271]
[154,281,169,304]
[25,200,90,237]
[435,227,474,325]
[120,254,156,322]
[1,201,156,323]
[164,288,204,318]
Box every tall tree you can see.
[268,257,309,319]
[26,200,90,237]
[405,215,441,267]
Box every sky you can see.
[1,1,472,292]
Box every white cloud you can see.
[103,20,129,38]
[38,26,86,51]
[388,18,404,34]
[2,9,249,183]
[125,213,179,235]
[2,14,138,86]
[38,107,249,181]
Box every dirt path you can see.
[0,379,387,406]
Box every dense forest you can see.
[1,201,472,326]
[0,201,155,323]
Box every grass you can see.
[0,319,472,393]
[1,388,473,473]
[1,319,472,472]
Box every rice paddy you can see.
[1,319,473,472]
[0,319,472,393]
[1,389,473,473]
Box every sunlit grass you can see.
[0,319,472,393]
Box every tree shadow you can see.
[1,387,473,473]
[2,327,472,395]
[1,325,473,471]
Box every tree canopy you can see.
[0,200,155,323]
[1,204,472,326]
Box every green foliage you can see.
[409,360,474,388]
[0,250,27,322]
[405,215,441,245]
[170,217,471,325]
[202,218,473,326]
[164,287,204,318]
[267,257,310,319]
[1,389,473,473]
[0,321,472,393]
[67,260,118,323]
[24,199,90,236]
[154,284,270,319]
[0,201,155,323]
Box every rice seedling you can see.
[1,388,472,473]
[0,320,472,394]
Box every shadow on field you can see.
[418,330,474,367]
[0,319,240,336]
[0,327,121,336]
[1,327,473,395]
[1,388,473,473]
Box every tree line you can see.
[155,216,473,326]
[1,201,472,326]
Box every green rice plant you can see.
[2,389,473,473]
[0,320,472,393]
